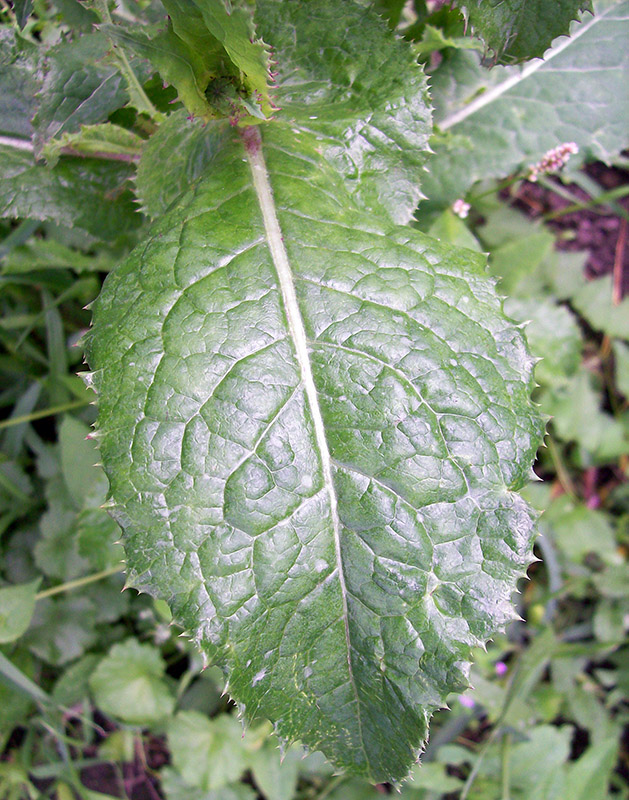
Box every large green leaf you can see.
[423,0,629,209]
[456,0,592,64]
[87,119,542,779]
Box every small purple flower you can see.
[459,694,475,709]
[495,661,508,677]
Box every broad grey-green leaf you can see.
[427,209,483,252]
[87,120,543,780]
[571,275,629,339]
[503,297,582,387]
[0,145,142,241]
[59,416,108,508]
[89,638,175,724]
[423,1,629,209]
[168,711,248,790]
[24,595,98,665]
[613,340,629,398]
[160,769,256,800]
[456,0,592,64]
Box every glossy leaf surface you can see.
[32,33,140,153]
[88,119,543,779]
[256,0,432,223]
[0,30,40,139]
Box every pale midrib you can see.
[440,8,603,131]
[244,132,369,763]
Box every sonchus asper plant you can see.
[81,0,550,783]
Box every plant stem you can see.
[467,174,525,203]
[543,184,629,221]
[94,0,163,121]
[546,437,578,499]
[612,218,627,306]
[501,733,512,800]
[35,565,123,600]
[316,776,348,800]
[0,218,39,260]
[0,133,142,163]
[460,726,500,800]
[0,399,90,431]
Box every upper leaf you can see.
[134,0,433,224]
[164,0,273,118]
[104,0,273,123]
[422,0,629,210]
[87,118,543,779]
[32,33,145,154]
[456,0,592,64]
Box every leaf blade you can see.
[88,122,542,780]
[457,0,592,63]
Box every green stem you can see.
[36,565,123,600]
[546,437,578,499]
[460,725,500,800]
[0,219,39,261]
[95,0,162,121]
[315,776,348,800]
[543,184,629,220]
[0,399,90,431]
[536,175,586,207]
[501,733,512,800]
[0,467,30,503]
[468,174,525,203]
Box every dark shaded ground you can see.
[510,161,629,297]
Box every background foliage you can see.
[0,0,628,798]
